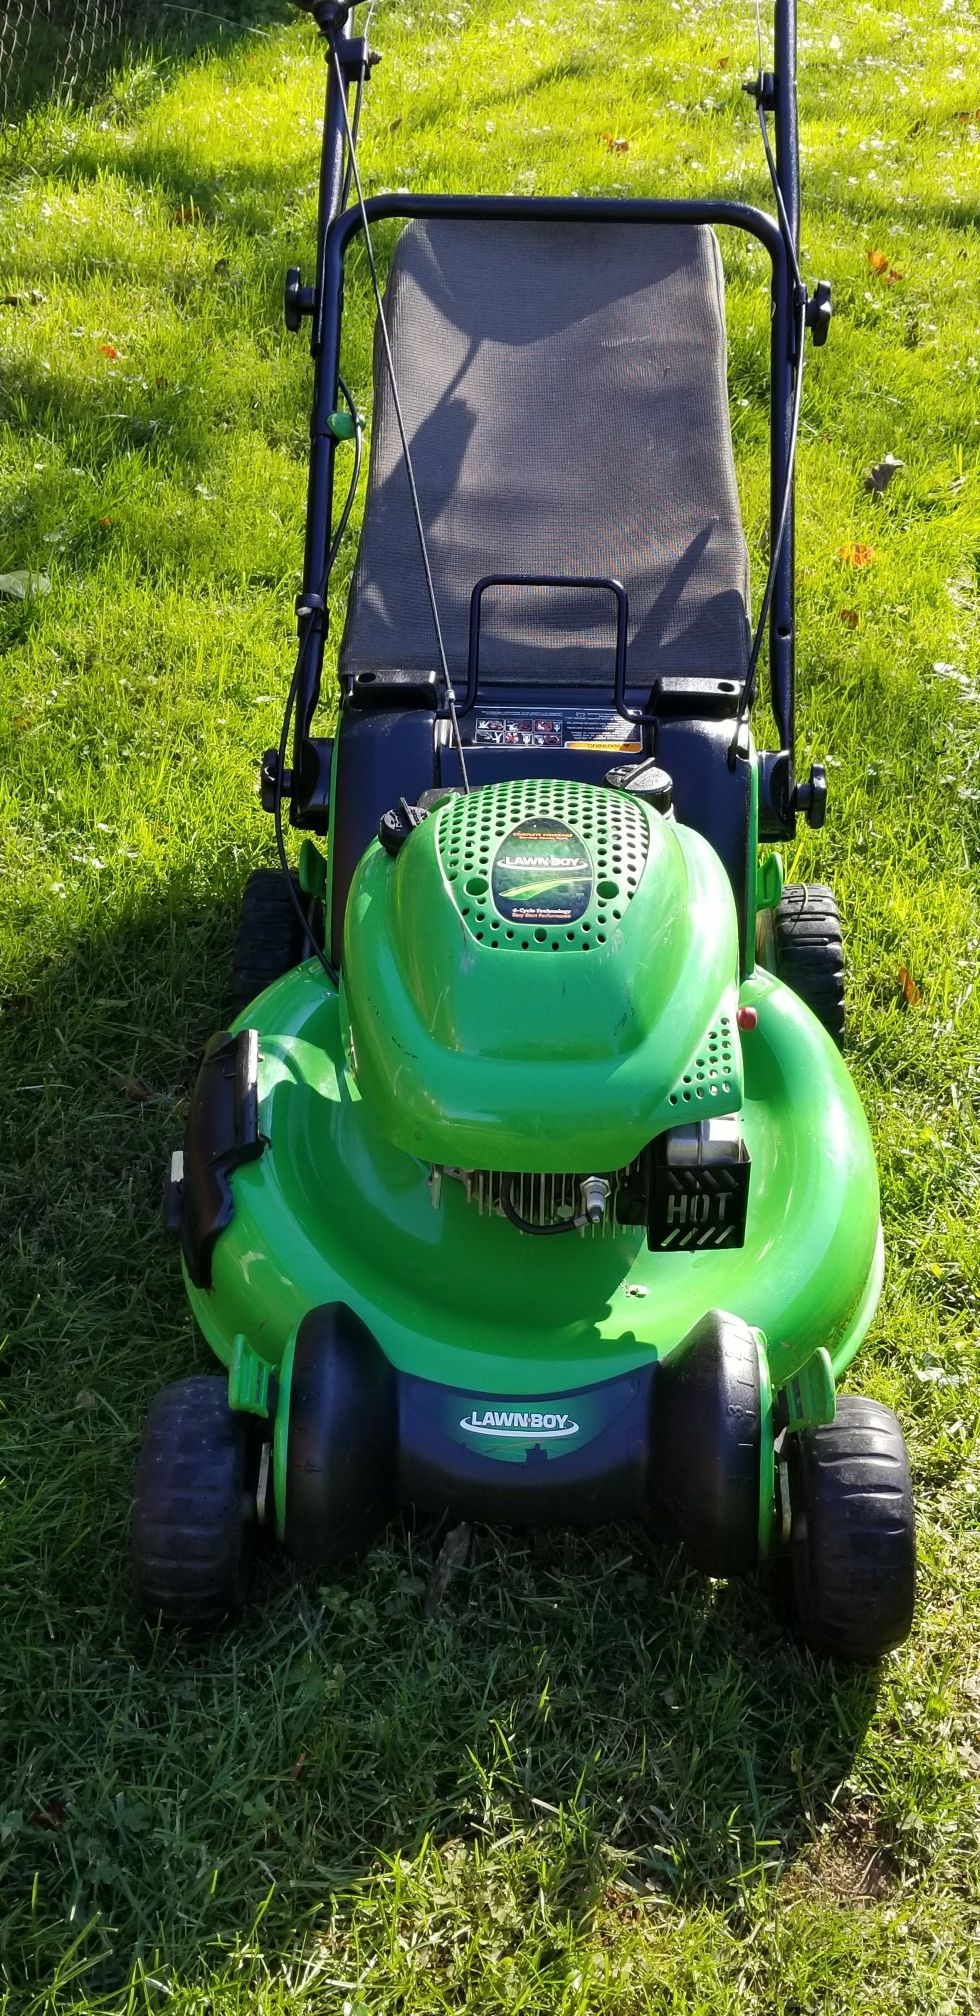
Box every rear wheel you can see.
[786,1395,915,1661]
[231,867,318,1018]
[759,882,845,1048]
[133,1377,258,1625]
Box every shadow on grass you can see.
[0,878,880,1999]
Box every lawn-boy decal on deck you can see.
[427,1377,643,1467]
[460,1406,580,1440]
[491,817,593,924]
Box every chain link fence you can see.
[0,0,285,161]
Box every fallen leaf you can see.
[30,1801,67,1829]
[109,1071,155,1101]
[172,204,197,225]
[718,55,730,68]
[839,607,860,628]
[898,964,922,1008]
[99,516,114,527]
[886,267,903,284]
[74,1390,99,1410]
[838,543,876,567]
[99,342,118,358]
[865,453,904,495]
[289,1752,307,1781]
[868,249,889,274]
[601,132,629,152]
[0,570,51,599]
[424,1523,471,1617]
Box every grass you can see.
[1,0,980,2007]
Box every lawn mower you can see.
[134,0,916,1660]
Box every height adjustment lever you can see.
[795,764,828,830]
[284,267,316,333]
[805,280,832,346]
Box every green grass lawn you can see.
[2,0,980,2008]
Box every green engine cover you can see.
[341,777,743,1170]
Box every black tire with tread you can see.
[762,881,845,1048]
[787,1394,915,1662]
[232,867,313,1018]
[132,1377,256,1625]
[653,1309,763,1577]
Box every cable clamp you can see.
[743,71,776,110]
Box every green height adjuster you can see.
[228,1333,273,1418]
[781,1347,836,1432]
[299,837,328,900]
[756,851,784,912]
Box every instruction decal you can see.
[473,708,641,753]
[491,818,593,924]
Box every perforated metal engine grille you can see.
[437,779,649,952]
[668,1020,737,1108]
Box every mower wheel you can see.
[132,1376,257,1625]
[231,867,318,1018]
[786,1395,915,1662]
[284,1303,397,1566]
[760,882,845,1048]
[652,1309,764,1577]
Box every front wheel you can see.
[652,1309,766,1577]
[132,1377,258,1625]
[786,1395,915,1661]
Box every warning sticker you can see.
[491,818,594,925]
[473,708,641,753]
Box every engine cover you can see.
[341,777,743,1170]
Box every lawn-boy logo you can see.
[460,1405,580,1440]
[491,817,593,924]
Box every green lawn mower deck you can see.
[132,0,916,1663]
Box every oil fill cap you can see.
[603,760,673,815]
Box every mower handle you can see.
[465,574,629,716]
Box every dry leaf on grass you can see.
[109,1071,156,1101]
[839,543,876,567]
[867,249,902,282]
[424,1523,471,1616]
[30,1802,67,1829]
[898,964,923,1008]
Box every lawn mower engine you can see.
[342,774,750,1256]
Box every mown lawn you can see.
[1,0,979,2008]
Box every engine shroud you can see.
[341,777,743,1171]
